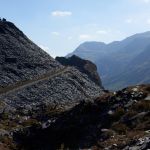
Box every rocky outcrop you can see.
[123,137,150,150]
[56,55,102,87]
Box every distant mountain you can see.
[105,46,150,90]
[68,31,150,90]
[67,42,106,62]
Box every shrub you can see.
[125,110,137,118]
[112,107,125,121]
[112,123,128,134]
[1,113,9,120]
[22,119,38,127]
[132,100,150,112]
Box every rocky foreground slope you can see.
[13,84,150,150]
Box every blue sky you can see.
[0,0,150,57]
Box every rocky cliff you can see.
[56,55,102,87]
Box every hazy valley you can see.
[68,32,150,90]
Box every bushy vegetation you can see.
[112,123,128,134]
[132,100,150,112]
[111,107,125,121]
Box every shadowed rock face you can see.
[56,55,102,87]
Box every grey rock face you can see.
[123,137,150,150]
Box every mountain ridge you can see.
[68,31,150,90]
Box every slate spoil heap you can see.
[0,20,103,111]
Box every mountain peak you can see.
[77,41,106,50]
[81,41,106,45]
[67,41,107,61]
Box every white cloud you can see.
[142,0,150,3]
[51,32,60,36]
[125,18,133,24]
[79,34,91,40]
[147,19,150,24]
[97,30,108,34]
[132,0,150,3]
[39,45,50,52]
[86,23,99,27]
[51,11,72,17]
[68,36,73,40]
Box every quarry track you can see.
[0,67,69,96]
[0,67,92,99]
